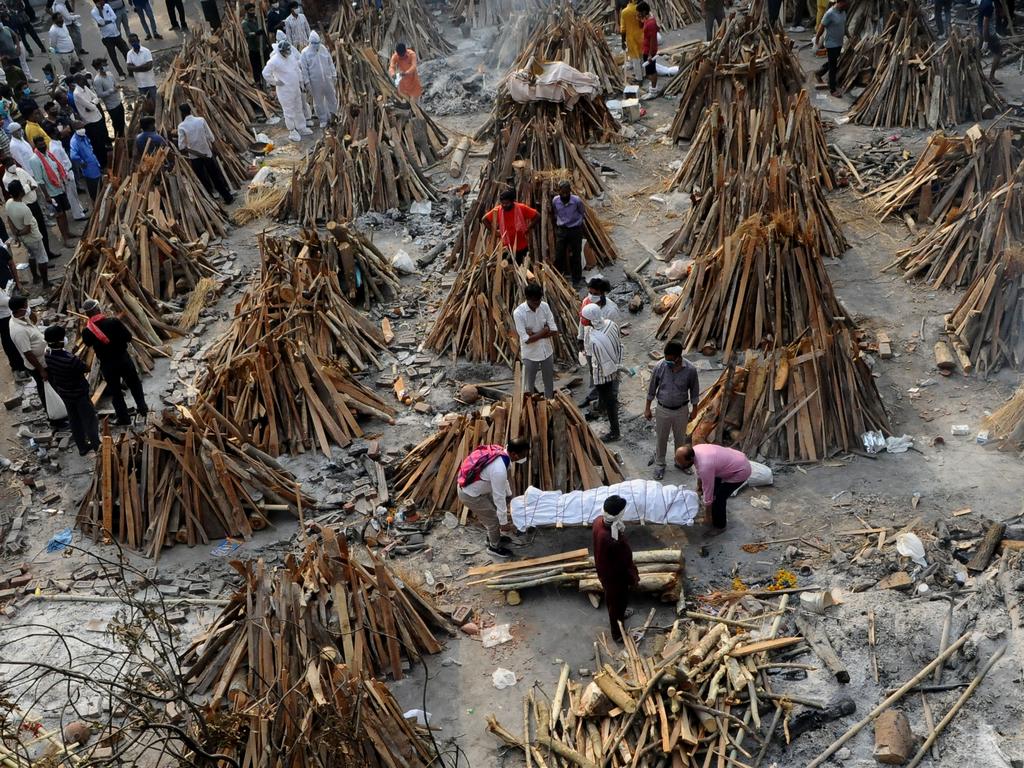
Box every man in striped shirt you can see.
[582,302,622,442]
[43,325,99,455]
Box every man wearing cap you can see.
[43,325,99,455]
[300,31,338,128]
[6,122,33,169]
[79,298,149,425]
[674,444,751,532]
[592,495,640,643]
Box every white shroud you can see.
[510,480,700,530]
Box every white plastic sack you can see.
[506,62,602,105]
[896,532,927,566]
[655,61,679,76]
[746,461,773,487]
[510,479,699,530]
[492,668,517,689]
[43,382,67,421]
[390,249,415,274]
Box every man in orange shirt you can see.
[482,189,538,263]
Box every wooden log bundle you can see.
[511,8,624,93]
[886,164,1024,288]
[204,234,387,373]
[578,0,699,29]
[380,0,456,59]
[669,90,834,193]
[667,14,804,142]
[391,392,624,513]
[182,534,447,767]
[489,595,808,768]
[425,247,581,365]
[327,0,385,50]
[182,531,453,687]
[76,413,312,559]
[475,86,621,145]
[451,0,544,28]
[944,248,1024,374]
[984,383,1024,450]
[661,156,847,263]
[868,123,1022,225]
[657,214,851,357]
[844,0,911,39]
[847,17,1004,129]
[690,329,891,462]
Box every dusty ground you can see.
[2,3,1024,767]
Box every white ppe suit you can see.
[262,42,311,140]
[300,33,338,127]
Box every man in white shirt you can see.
[52,0,85,53]
[2,156,56,264]
[5,122,32,170]
[91,0,130,78]
[73,74,110,167]
[176,103,233,204]
[49,132,87,221]
[47,13,77,75]
[512,282,558,399]
[125,33,155,103]
[455,438,531,560]
[8,295,54,418]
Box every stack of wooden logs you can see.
[392,391,624,513]
[471,548,685,602]
[691,328,891,462]
[182,532,447,767]
[511,8,624,93]
[886,163,1024,288]
[76,413,312,559]
[846,15,1003,128]
[941,248,1024,375]
[579,0,699,28]
[869,122,1023,226]
[667,13,804,142]
[662,156,847,262]
[984,384,1024,450]
[425,247,581,364]
[489,594,812,768]
[657,214,851,357]
[845,0,910,38]
[327,1,384,50]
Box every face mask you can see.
[75,128,85,135]
[131,42,140,51]
[515,457,527,465]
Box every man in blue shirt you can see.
[552,180,586,286]
[133,114,165,161]
[814,0,847,98]
[69,126,101,200]
[978,0,1002,84]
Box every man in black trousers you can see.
[79,298,149,425]
[43,325,100,455]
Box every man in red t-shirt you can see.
[637,1,661,99]
[482,189,539,263]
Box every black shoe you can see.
[169,23,180,29]
[602,432,620,443]
[486,545,513,561]
[154,33,164,39]
[144,34,152,40]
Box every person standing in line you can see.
[8,0,43,57]
[72,74,110,167]
[105,0,133,40]
[131,0,162,40]
[266,0,287,34]
[581,302,622,442]
[165,0,187,31]
[91,0,130,79]
[388,42,422,102]
[592,495,640,643]
[513,282,558,399]
[637,1,661,99]
[133,114,165,159]
[176,103,233,204]
[703,0,725,40]
[80,298,149,425]
[69,124,101,200]
[644,341,699,481]
[813,0,847,97]
[43,325,100,455]
[262,39,310,143]
[47,12,78,76]
[7,295,51,413]
[674,444,752,532]
[577,276,620,404]
[125,33,155,104]
[241,3,268,87]
[482,189,538,263]
[283,1,309,47]
[552,179,585,285]
[300,32,337,127]
[52,0,86,54]
[51,126,88,219]
[21,106,49,147]
[979,0,1003,84]
[6,121,32,169]
[0,268,28,380]
[619,0,643,84]
[28,135,74,244]
[91,58,123,136]
[455,438,531,561]
[3,160,57,266]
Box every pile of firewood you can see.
[667,13,804,142]
[327,1,384,49]
[691,329,891,462]
[657,214,850,357]
[454,118,618,268]
[183,534,447,767]
[381,0,455,59]
[510,8,623,92]
[886,165,1024,288]
[847,17,1003,128]
[869,122,1023,225]
[578,0,699,28]
[392,390,624,513]
[669,90,834,193]
[984,383,1024,450]
[77,413,312,559]
[942,248,1024,375]
[425,247,581,364]
[662,156,847,262]
[845,0,911,39]
[488,593,815,768]
[203,235,387,374]
[471,547,684,602]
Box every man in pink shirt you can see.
[674,444,751,531]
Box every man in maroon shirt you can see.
[592,495,640,643]
[637,1,661,99]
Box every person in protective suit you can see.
[299,31,337,128]
[261,35,311,142]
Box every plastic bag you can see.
[862,430,886,454]
[746,461,773,487]
[43,382,67,420]
[491,668,517,689]
[390,249,415,275]
[896,532,927,566]
[481,623,513,648]
[885,435,913,453]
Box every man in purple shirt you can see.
[674,444,751,532]
[552,180,585,285]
